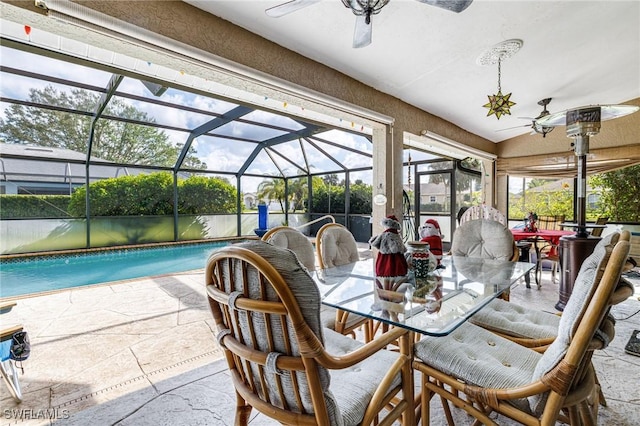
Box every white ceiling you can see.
[184,0,640,143]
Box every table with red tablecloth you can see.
[510,229,574,287]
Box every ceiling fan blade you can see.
[414,0,473,13]
[496,124,531,132]
[265,0,321,18]
[353,15,372,48]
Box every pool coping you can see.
[0,237,255,262]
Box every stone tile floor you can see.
[1,263,639,425]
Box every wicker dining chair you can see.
[412,231,630,426]
[469,231,629,349]
[315,223,373,340]
[534,215,565,284]
[205,240,414,425]
[590,217,609,237]
[468,231,631,408]
[262,225,371,340]
[451,219,519,301]
[458,205,507,226]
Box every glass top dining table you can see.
[313,256,535,337]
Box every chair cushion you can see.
[320,306,367,331]
[451,219,515,260]
[265,228,316,271]
[320,227,360,268]
[470,298,560,339]
[530,231,619,414]
[414,322,541,413]
[471,275,633,342]
[324,328,403,426]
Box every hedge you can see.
[0,194,71,219]
[67,172,238,216]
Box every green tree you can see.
[590,165,640,222]
[0,85,206,168]
[310,180,372,214]
[257,177,286,212]
[287,177,308,212]
[426,160,453,211]
[349,182,373,214]
[527,178,553,189]
[68,173,173,216]
[508,181,573,220]
[322,174,340,186]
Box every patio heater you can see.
[537,104,639,310]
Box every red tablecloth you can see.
[511,229,574,256]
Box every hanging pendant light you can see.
[478,39,522,120]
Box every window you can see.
[587,193,599,210]
[507,177,574,221]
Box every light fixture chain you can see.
[497,58,502,92]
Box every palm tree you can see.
[288,177,308,212]
[257,177,286,212]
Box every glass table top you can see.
[313,256,534,336]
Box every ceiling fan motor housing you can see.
[567,106,601,155]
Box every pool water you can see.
[0,242,230,298]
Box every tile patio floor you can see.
[1,254,639,425]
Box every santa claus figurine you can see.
[419,219,443,266]
[369,215,408,277]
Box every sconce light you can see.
[373,184,387,206]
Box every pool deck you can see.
[1,248,640,425]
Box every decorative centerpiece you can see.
[524,211,538,232]
[405,241,439,300]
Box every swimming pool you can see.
[0,241,234,298]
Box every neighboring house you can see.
[526,178,601,208]
[241,193,280,211]
[418,182,448,206]
[243,193,257,209]
[0,143,146,195]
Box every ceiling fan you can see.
[497,98,555,138]
[266,0,473,48]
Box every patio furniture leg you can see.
[0,359,22,403]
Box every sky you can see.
[0,19,376,193]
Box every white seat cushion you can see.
[414,322,541,413]
[320,306,367,331]
[470,298,560,339]
[451,219,514,260]
[265,228,316,271]
[320,227,360,268]
[324,328,403,426]
[529,231,619,414]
